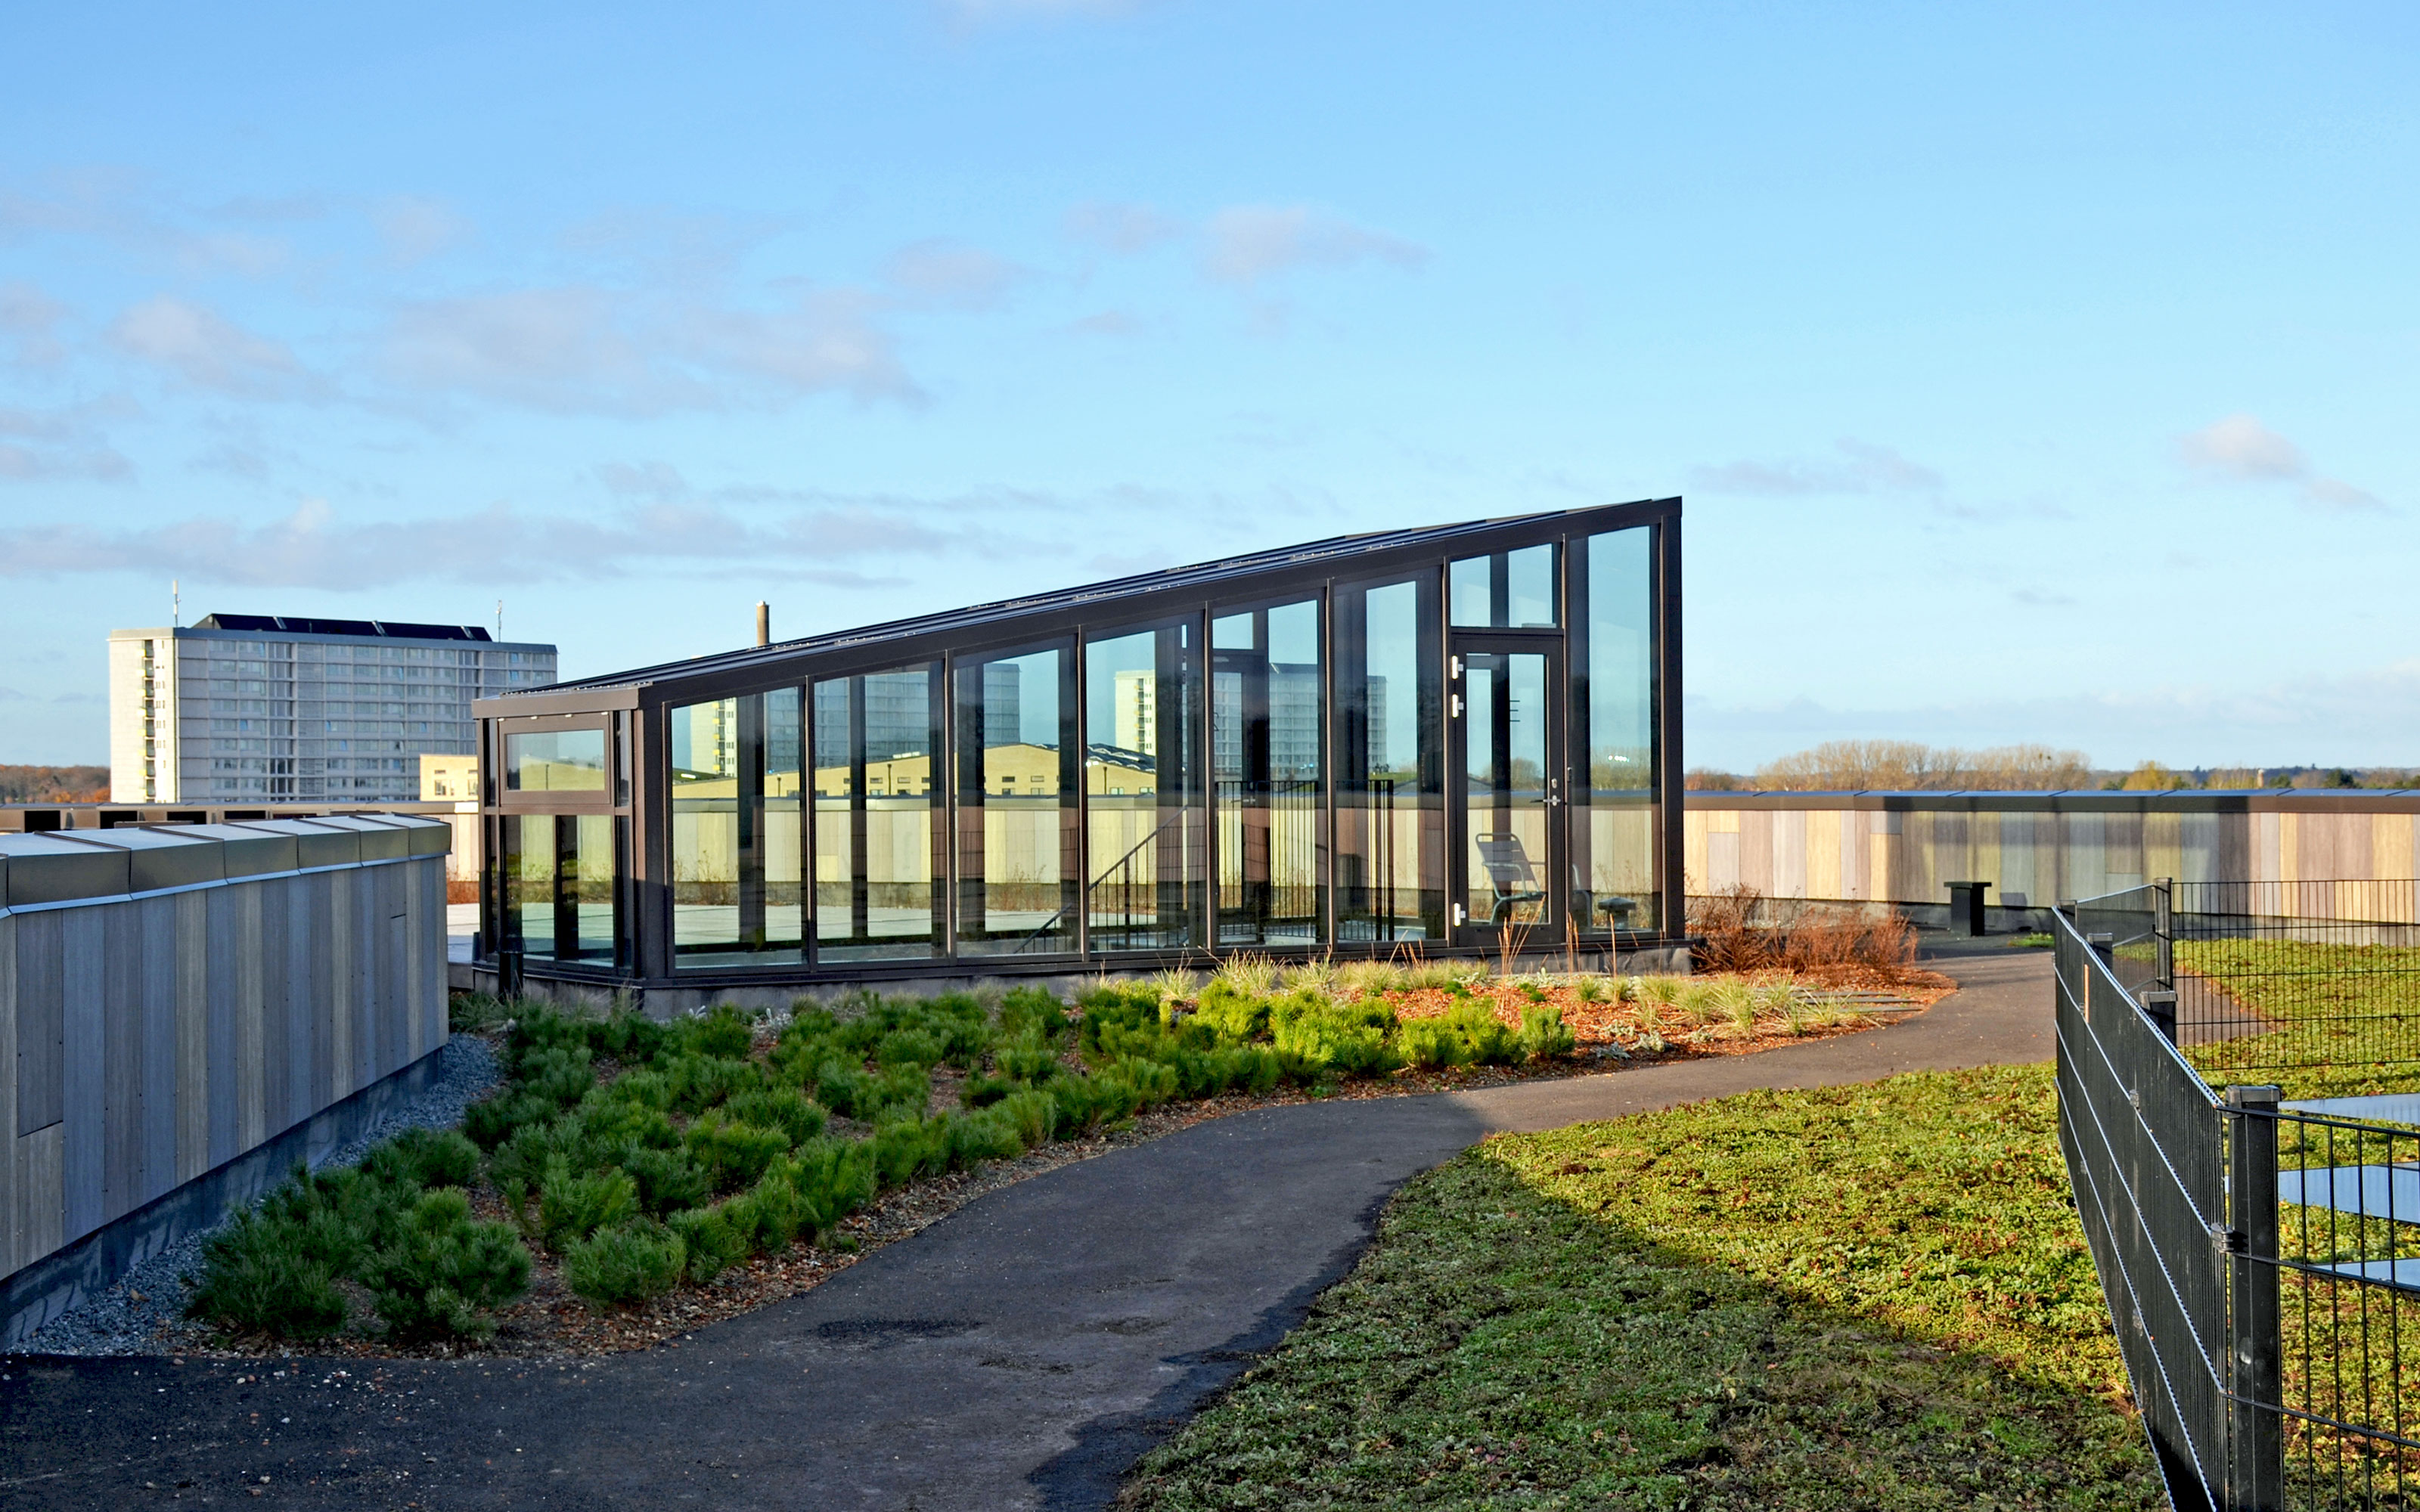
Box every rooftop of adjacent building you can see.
[108,617,557,651]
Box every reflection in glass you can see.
[1086,621,1204,950]
[563,814,616,961]
[1461,651,1551,933]
[504,813,555,958]
[1213,600,1323,946]
[670,690,805,968]
[813,665,944,961]
[955,646,1075,955]
[1336,575,1444,941]
[505,728,607,791]
[1448,544,1560,629]
[1573,527,1657,933]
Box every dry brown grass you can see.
[1689,884,1921,979]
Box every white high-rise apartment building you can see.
[108,613,558,804]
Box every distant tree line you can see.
[0,764,109,803]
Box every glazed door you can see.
[1447,637,1565,950]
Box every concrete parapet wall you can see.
[0,814,451,1303]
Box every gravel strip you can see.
[21,1034,501,1358]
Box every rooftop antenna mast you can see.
[496,599,503,640]
[172,578,180,628]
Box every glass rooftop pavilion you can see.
[472,500,1681,998]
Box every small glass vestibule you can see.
[476,502,1677,986]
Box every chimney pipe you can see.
[755,601,770,647]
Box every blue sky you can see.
[3,2,2415,770]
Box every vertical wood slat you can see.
[14,911,64,1136]
[101,903,141,1223]
[60,909,104,1244]
[140,894,178,1213]
[328,868,355,1101]
[1,912,18,1275]
[175,890,209,1185]
[235,882,265,1153]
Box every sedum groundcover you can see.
[188,974,1577,1344]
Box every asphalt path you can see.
[0,939,2053,1511]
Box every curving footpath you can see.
[0,941,2050,1511]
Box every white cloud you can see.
[2179,413,2386,513]
[0,400,135,482]
[944,0,1136,24]
[882,240,1025,311]
[1692,439,1944,497]
[1202,205,1427,287]
[374,195,470,265]
[380,285,918,414]
[1066,201,1181,255]
[108,296,317,398]
[0,281,67,367]
[0,494,1007,587]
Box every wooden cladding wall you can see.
[1683,795,2420,914]
[1,853,446,1283]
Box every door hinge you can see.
[1450,693,1463,717]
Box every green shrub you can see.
[1519,1003,1577,1060]
[1191,981,1270,1043]
[520,1044,597,1108]
[361,1127,481,1191]
[1270,995,1399,1077]
[461,1089,555,1150]
[996,1086,1059,1150]
[947,1106,1026,1167]
[672,1005,757,1060]
[597,1067,675,1111]
[185,1210,350,1338]
[1450,1002,1524,1066]
[997,985,1066,1041]
[724,1084,829,1147]
[1397,1017,1471,1071]
[870,1116,950,1188]
[449,990,511,1033]
[662,1050,766,1114]
[616,1143,713,1214]
[504,1007,592,1076]
[538,1160,640,1249]
[563,1221,687,1307]
[959,1072,1016,1107]
[685,1114,792,1192]
[489,1114,588,1192]
[875,1027,943,1068]
[365,1189,531,1343]
[790,1136,877,1229]
[734,1161,812,1249]
[666,1203,754,1282]
[1049,1068,1143,1132]
[592,1009,669,1064]
[993,1033,1062,1083]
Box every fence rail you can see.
[2057,882,2420,1510]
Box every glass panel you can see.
[1506,544,1557,627]
[956,645,1074,955]
[671,691,805,968]
[813,665,943,961]
[1336,575,1444,942]
[1449,544,1561,629]
[1448,555,1493,628]
[504,813,555,958]
[671,698,739,962]
[1462,651,1551,934]
[562,813,616,962]
[1573,528,1657,934]
[1213,598,1323,947]
[1086,621,1205,951]
[504,728,606,791]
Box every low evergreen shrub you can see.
[666,1203,753,1282]
[1519,1003,1577,1060]
[616,1143,714,1214]
[724,1084,828,1147]
[365,1188,531,1343]
[563,1221,686,1306]
[185,1210,350,1338]
[538,1161,640,1249]
[685,1114,792,1192]
[361,1127,482,1191]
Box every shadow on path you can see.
[0,941,2051,1512]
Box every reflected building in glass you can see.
[475,501,1682,999]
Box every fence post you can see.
[2141,989,2178,1044]
[2155,877,2176,990]
[2223,1084,2283,1512]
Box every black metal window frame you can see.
[475,499,1682,987]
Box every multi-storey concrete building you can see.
[109,614,557,804]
